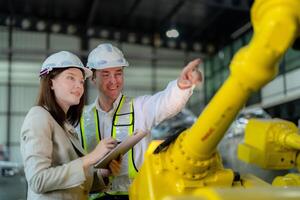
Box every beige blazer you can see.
[20,106,105,200]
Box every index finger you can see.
[182,59,202,74]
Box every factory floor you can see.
[0,175,27,200]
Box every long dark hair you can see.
[37,68,85,128]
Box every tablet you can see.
[94,131,148,168]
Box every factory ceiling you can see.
[0,0,253,54]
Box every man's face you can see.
[93,66,124,101]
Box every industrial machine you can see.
[238,118,300,186]
[218,108,289,183]
[129,0,300,199]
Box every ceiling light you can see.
[167,40,176,48]
[100,29,109,38]
[51,24,61,33]
[154,38,162,47]
[36,21,46,31]
[67,25,77,34]
[207,44,215,53]
[166,29,179,38]
[5,17,15,26]
[193,43,202,51]
[154,33,162,47]
[114,32,121,40]
[180,41,187,49]
[21,19,31,29]
[141,36,150,45]
[87,28,94,36]
[128,33,136,43]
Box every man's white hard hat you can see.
[87,43,129,70]
[40,51,92,79]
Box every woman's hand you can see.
[82,138,117,168]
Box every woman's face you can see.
[51,68,84,113]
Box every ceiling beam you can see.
[198,0,251,12]
[118,0,143,28]
[86,0,100,28]
[8,0,15,16]
[191,8,224,39]
[158,0,186,28]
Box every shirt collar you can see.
[93,93,123,113]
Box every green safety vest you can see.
[79,95,138,179]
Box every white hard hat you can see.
[40,51,92,78]
[87,43,129,70]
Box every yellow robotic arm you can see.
[238,118,300,187]
[130,0,300,199]
[238,119,300,170]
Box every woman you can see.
[20,51,121,200]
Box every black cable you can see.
[153,126,187,154]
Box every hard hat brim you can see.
[40,51,92,79]
[87,43,129,70]
[40,65,92,79]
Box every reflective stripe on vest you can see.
[80,107,100,153]
[112,95,137,179]
[80,95,138,178]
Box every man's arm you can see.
[134,59,203,130]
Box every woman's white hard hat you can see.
[40,51,92,79]
[87,43,129,70]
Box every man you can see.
[78,43,203,199]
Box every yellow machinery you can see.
[238,118,300,186]
[129,0,300,199]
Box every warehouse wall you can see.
[262,49,300,107]
[0,26,205,163]
[203,31,300,124]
